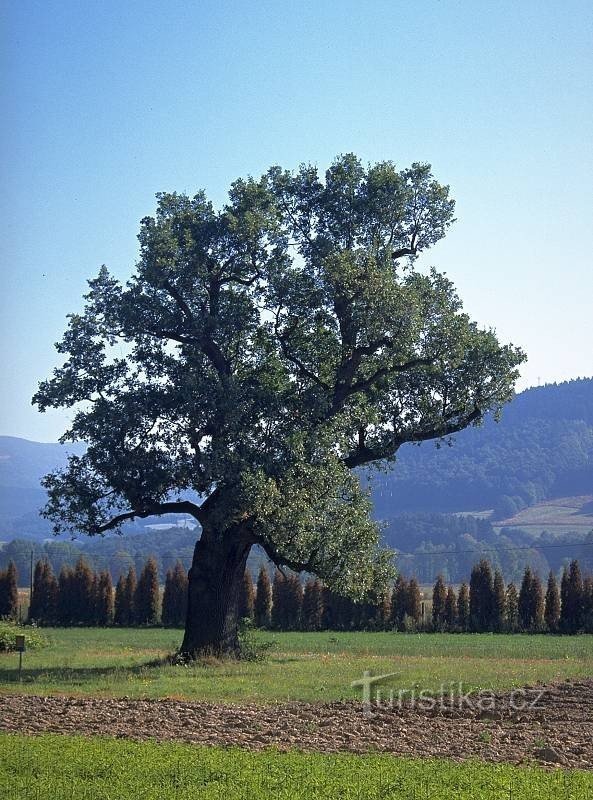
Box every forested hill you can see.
[371,378,593,519]
[0,378,591,549]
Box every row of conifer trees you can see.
[2,556,592,634]
[430,559,593,634]
[0,557,187,627]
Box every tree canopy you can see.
[34,155,524,651]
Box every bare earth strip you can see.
[1,680,592,769]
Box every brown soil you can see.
[1,679,592,769]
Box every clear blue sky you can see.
[2,0,592,442]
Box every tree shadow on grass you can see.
[0,651,300,687]
[0,655,187,687]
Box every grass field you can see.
[1,628,592,703]
[494,494,593,537]
[1,733,592,800]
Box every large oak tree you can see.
[34,155,524,656]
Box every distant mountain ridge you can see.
[0,437,85,538]
[1,378,592,542]
[372,378,593,519]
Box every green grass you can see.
[1,734,592,800]
[1,628,592,703]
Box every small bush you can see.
[238,618,276,661]
[0,619,48,652]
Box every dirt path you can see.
[1,679,592,769]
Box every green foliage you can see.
[469,559,494,632]
[561,560,584,634]
[254,566,272,628]
[457,583,470,632]
[33,155,523,607]
[0,561,19,620]
[544,570,561,633]
[236,617,275,662]
[0,620,47,652]
[237,569,255,623]
[161,562,188,627]
[28,560,58,624]
[302,578,323,631]
[431,574,447,630]
[492,570,506,633]
[505,583,520,633]
[134,557,160,625]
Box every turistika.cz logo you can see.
[351,671,546,718]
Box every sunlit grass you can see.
[1,628,592,703]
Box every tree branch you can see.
[95,499,204,533]
[343,404,483,468]
[273,312,330,391]
[253,532,319,574]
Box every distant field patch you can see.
[495,495,593,536]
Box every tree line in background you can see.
[1,556,592,634]
[4,522,592,592]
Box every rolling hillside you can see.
[1,379,592,580]
[372,377,593,519]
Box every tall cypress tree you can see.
[518,566,534,631]
[238,570,256,622]
[505,582,519,632]
[432,574,447,631]
[161,568,176,627]
[0,561,18,620]
[544,570,561,633]
[560,560,584,634]
[321,586,335,630]
[161,561,188,627]
[443,586,457,631]
[457,582,470,632]
[254,566,272,628]
[42,561,58,624]
[492,570,506,633]
[95,571,114,626]
[72,557,95,625]
[390,574,408,631]
[376,589,392,631]
[28,560,46,623]
[532,573,545,631]
[271,571,287,630]
[582,575,593,634]
[135,557,160,625]
[124,566,137,625]
[284,573,303,630]
[173,561,188,624]
[469,559,494,632]
[336,594,356,630]
[114,574,128,625]
[57,565,74,625]
[519,567,544,632]
[406,578,422,628]
[302,578,324,631]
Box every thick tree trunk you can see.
[179,522,253,658]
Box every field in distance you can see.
[1,628,592,703]
[494,495,593,537]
